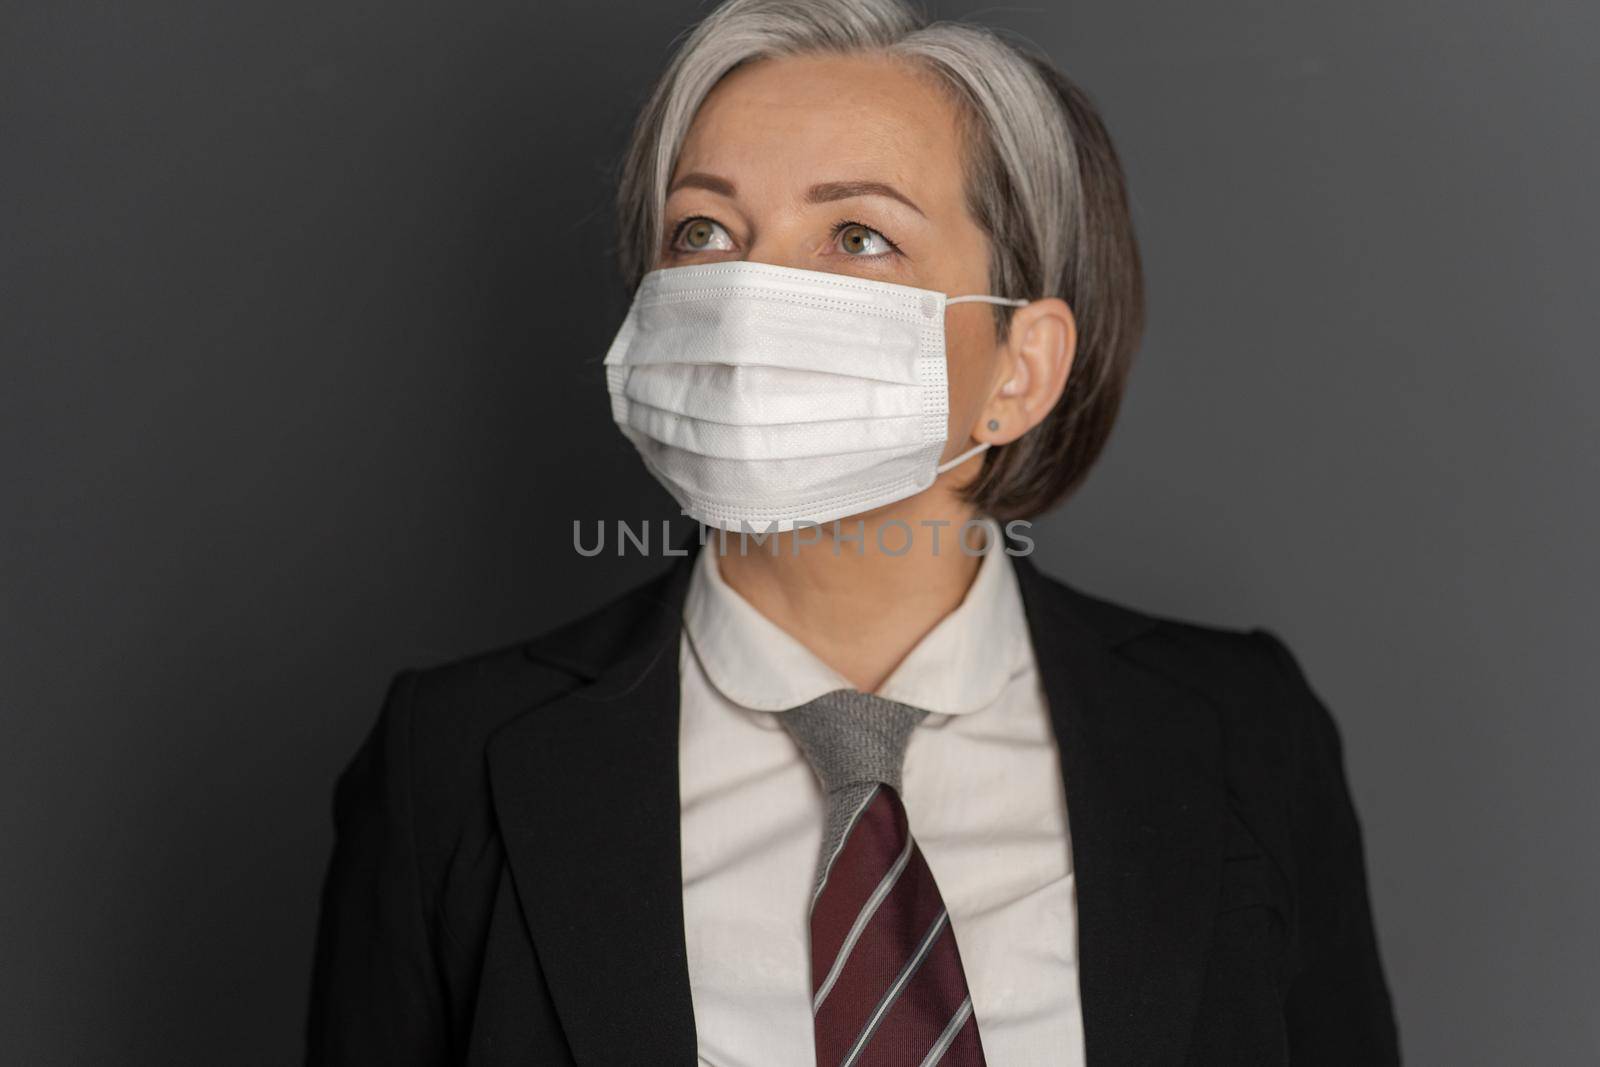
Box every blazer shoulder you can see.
[1021,556,1277,677]
[1135,615,1342,757]
[1106,597,1355,861]
[379,560,687,786]
[1083,588,1331,743]
[1044,568,1343,777]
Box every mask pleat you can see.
[632,437,934,509]
[621,363,924,425]
[626,297,924,385]
[622,401,926,461]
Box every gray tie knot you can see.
[779,688,929,794]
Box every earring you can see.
[987,419,1000,432]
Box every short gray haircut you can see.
[615,0,1144,519]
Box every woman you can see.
[306,1,1399,1064]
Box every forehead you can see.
[674,52,968,209]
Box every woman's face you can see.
[657,52,1018,472]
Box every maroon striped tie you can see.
[780,690,987,1067]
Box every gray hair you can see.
[614,0,1144,519]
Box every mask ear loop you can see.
[935,440,991,474]
[935,293,1031,474]
[945,294,1031,307]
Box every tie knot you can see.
[778,689,929,794]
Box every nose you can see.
[738,239,811,274]
[733,210,834,274]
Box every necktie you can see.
[778,689,988,1067]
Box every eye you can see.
[835,222,896,257]
[671,217,734,253]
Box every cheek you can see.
[942,312,1000,442]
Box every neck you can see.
[712,494,989,692]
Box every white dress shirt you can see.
[678,536,1088,1066]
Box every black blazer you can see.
[305,551,1400,1065]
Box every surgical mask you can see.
[602,260,1028,532]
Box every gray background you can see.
[3,0,1595,1063]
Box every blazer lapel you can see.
[1013,556,1227,1067]
[486,557,699,1065]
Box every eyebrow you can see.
[668,172,738,198]
[806,180,925,218]
[665,173,926,218]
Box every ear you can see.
[975,297,1076,444]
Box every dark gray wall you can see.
[3,1,1594,1063]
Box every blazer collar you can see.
[491,548,1224,1066]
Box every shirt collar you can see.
[682,521,1033,716]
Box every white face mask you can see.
[602,260,1028,532]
